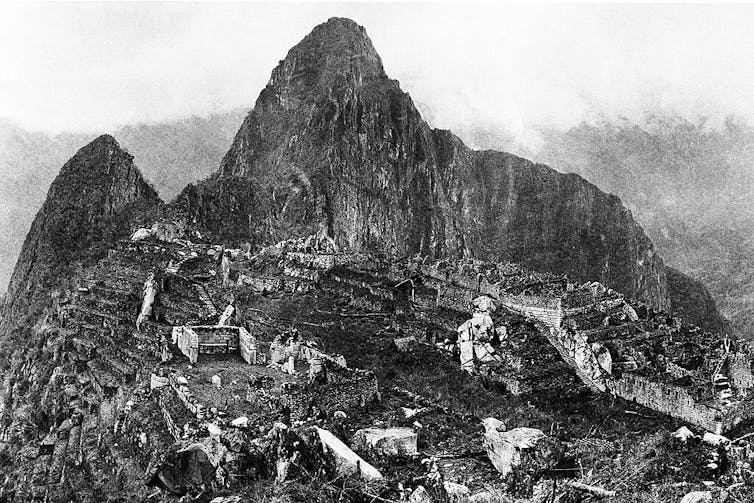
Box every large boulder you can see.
[482,418,547,477]
[317,427,383,481]
[680,491,712,503]
[351,427,418,458]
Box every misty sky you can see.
[3,2,754,149]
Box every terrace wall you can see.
[607,373,722,432]
[414,259,753,431]
[422,266,609,391]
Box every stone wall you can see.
[285,252,370,270]
[172,325,257,362]
[283,264,320,282]
[667,361,696,380]
[607,373,722,432]
[729,352,754,392]
[239,328,258,364]
[301,345,347,368]
[156,388,186,441]
[237,276,284,292]
[419,263,610,392]
[498,295,563,327]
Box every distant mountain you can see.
[0,110,246,297]
[174,17,669,310]
[529,117,749,333]
[2,135,162,329]
[2,21,740,331]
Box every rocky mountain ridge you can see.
[1,135,162,332]
[174,17,670,312]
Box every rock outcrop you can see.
[2,135,162,330]
[666,267,730,333]
[174,17,668,310]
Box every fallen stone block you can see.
[316,427,383,481]
[672,426,696,442]
[351,427,418,458]
[680,491,712,503]
[482,417,547,477]
[409,485,433,503]
[702,432,729,447]
[231,416,248,428]
[209,496,242,503]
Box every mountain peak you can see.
[315,17,370,39]
[2,135,162,328]
[89,133,119,148]
[59,133,133,178]
[269,17,385,91]
[182,19,669,310]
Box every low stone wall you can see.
[607,373,722,432]
[285,252,370,270]
[326,272,395,301]
[498,295,563,327]
[237,276,284,292]
[156,388,187,441]
[666,361,696,380]
[239,328,258,365]
[283,264,320,282]
[301,345,347,368]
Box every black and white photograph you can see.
[1,2,754,502]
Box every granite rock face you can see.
[175,17,668,309]
[2,135,162,328]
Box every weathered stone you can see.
[230,416,248,428]
[444,481,470,502]
[680,491,712,503]
[209,497,242,503]
[482,417,547,477]
[702,432,729,447]
[351,427,418,458]
[672,426,696,442]
[316,427,382,481]
[150,373,169,390]
[131,228,152,241]
[408,485,433,503]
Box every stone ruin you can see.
[170,325,258,365]
[400,255,754,434]
[10,226,753,501]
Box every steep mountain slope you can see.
[174,17,669,310]
[665,267,729,332]
[533,118,746,333]
[1,135,162,331]
[0,111,245,296]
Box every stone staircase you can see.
[194,284,217,318]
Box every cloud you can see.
[2,3,754,141]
